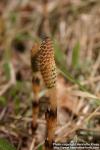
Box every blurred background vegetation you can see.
[0,0,100,150]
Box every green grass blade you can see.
[72,42,80,68]
[0,96,6,106]
[54,40,65,65]
[0,138,16,150]
[58,67,86,91]
[3,62,11,80]
[38,145,43,150]
[54,40,86,91]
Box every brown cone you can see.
[38,37,57,88]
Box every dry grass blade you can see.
[70,90,99,99]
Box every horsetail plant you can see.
[31,37,57,149]
[38,37,57,150]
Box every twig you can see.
[34,141,45,150]
[55,106,100,142]
[0,82,12,96]
[0,107,7,120]
[85,106,100,122]
[29,138,35,150]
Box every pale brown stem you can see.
[44,87,57,150]
[32,73,41,132]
